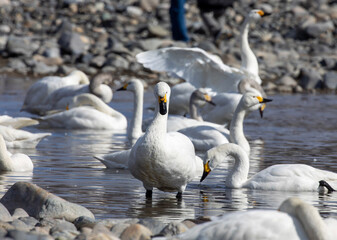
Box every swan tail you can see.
[93,155,128,169]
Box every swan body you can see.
[201,143,337,191]
[178,197,336,240]
[136,10,266,123]
[38,93,127,130]
[42,73,113,114]
[21,70,90,114]
[0,115,38,129]
[0,125,51,149]
[0,134,33,172]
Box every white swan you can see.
[0,115,38,129]
[21,70,90,115]
[136,9,267,123]
[178,92,272,152]
[200,143,337,191]
[38,93,127,130]
[0,125,51,149]
[42,73,113,114]
[178,197,337,240]
[0,134,33,172]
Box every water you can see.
[0,75,337,223]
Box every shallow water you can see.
[0,75,337,223]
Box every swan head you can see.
[248,9,265,21]
[154,82,171,115]
[89,73,113,103]
[117,79,143,93]
[240,92,272,117]
[190,89,216,108]
[69,70,90,84]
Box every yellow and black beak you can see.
[158,94,167,115]
[256,96,272,118]
[257,10,265,17]
[204,94,216,106]
[117,83,128,91]
[200,161,211,182]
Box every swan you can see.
[38,93,127,130]
[0,134,33,172]
[0,115,38,129]
[178,197,337,240]
[21,70,90,115]
[0,125,51,149]
[41,73,113,114]
[200,143,337,191]
[136,9,267,124]
[178,92,272,152]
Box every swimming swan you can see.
[178,92,272,152]
[21,70,90,115]
[178,197,337,240]
[0,134,33,172]
[38,93,127,130]
[0,125,51,149]
[42,73,113,114]
[136,10,267,120]
[200,143,337,191]
[0,115,38,129]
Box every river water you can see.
[0,75,336,223]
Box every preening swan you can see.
[42,73,113,114]
[21,70,90,115]
[178,197,337,240]
[0,125,51,149]
[38,93,127,130]
[0,134,33,172]
[200,143,337,191]
[177,92,272,152]
[0,115,38,129]
[136,9,267,122]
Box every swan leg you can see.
[146,190,153,199]
[176,192,182,199]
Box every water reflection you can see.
[0,76,337,222]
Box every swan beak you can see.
[117,83,128,91]
[257,10,265,17]
[158,94,167,115]
[204,94,216,106]
[200,161,211,182]
[256,96,272,118]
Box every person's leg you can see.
[169,0,189,42]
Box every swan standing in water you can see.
[178,92,272,152]
[21,70,90,115]
[200,143,337,191]
[0,134,33,172]
[178,197,337,240]
[0,115,38,129]
[136,10,267,123]
[38,93,127,130]
[41,73,113,114]
[0,125,51,149]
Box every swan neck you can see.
[0,137,12,171]
[240,18,258,76]
[225,145,249,188]
[190,103,203,121]
[230,106,250,155]
[128,87,144,142]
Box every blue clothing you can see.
[170,0,189,42]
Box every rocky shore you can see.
[0,0,336,93]
[0,182,205,240]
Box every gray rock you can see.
[120,223,152,240]
[105,54,129,70]
[323,71,337,90]
[126,6,143,17]
[7,229,52,240]
[148,24,169,38]
[6,36,38,57]
[0,182,95,222]
[138,219,166,235]
[89,223,119,239]
[90,55,106,68]
[43,47,61,59]
[140,0,159,12]
[276,75,298,87]
[8,58,28,74]
[0,203,12,222]
[33,61,58,75]
[19,217,39,229]
[12,208,29,220]
[305,21,334,38]
[58,31,89,56]
[0,36,8,51]
[50,219,77,234]
[11,219,31,231]
[138,38,170,51]
[73,216,96,229]
[0,24,10,34]
[159,222,188,237]
[299,68,323,90]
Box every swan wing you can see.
[0,115,38,129]
[94,149,131,169]
[136,47,243,93]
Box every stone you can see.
[7,229,53,240]
[140,0,159,12]
[138,38,169,51]
[50,219,77,234]
[12,208,29,220]
[105,54,129,70]
[0,182,95,222]
[305,21,334,38]
[11,219,31,231]
[6,36,38,57]
[148,24,170,38]
[58,31,89,56]
[276,75,298,87]
[126,6,143,17]
[8,58,28,74]
[90,55,106,68]
[19,217,39,229]
[120,223,152,240]
[323,71,337,90]
[73,216,96,229]
[89,223,119,240]
[299,68,323,90]
[159,222,188,237]
[138,219,166,235]
[0,36,8,51]
[33,61,58,75]
[0,203,12,222]
[0,24,10,34]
